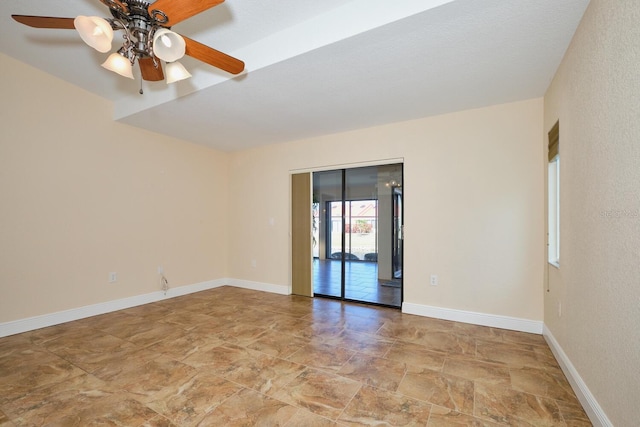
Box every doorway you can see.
[312,164,403,307]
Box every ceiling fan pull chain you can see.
[139,78,144,95]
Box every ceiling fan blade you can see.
[12,15,75,29]
[182,36,245,75]
[139,57,165,81]
[148,0,224,26]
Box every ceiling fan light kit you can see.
[165,61,191,84]
[152,28,186,62]
[101,49,134,79]
[79,0,189,83]
[74,15,114,53]
[12,0,244,89]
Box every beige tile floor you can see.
[0,286,592,426]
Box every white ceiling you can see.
[1,0,591,152]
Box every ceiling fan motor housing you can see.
[106,0,170,59]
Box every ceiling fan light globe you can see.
[165,61,192,84]
[153,28,186,62]
[74,15,113,53]
[101,53,134,79]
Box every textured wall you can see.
[543,0,640,424]
[0,53,230,323]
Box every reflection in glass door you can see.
[312,164,403,307]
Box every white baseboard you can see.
[543,325,612,427]
[227,278,290,296]
[2,283,536,339]
[0,279,228,338]
[402,302,543,334]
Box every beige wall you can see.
[228,98,545,321]
[543,0,640,424]
[0,53,230,323]
[0,53,545,327]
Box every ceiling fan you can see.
[11,0,245,87]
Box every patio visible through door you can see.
[312,164,403,308]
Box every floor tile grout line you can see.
[333,383,363,424]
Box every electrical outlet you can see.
[251,259,257,268]
[430,274,438,286]
[108,272,117,283]
[157,266,164,274]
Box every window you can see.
[548,121,560,267]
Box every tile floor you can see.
[0,286,591,426]
[313,259,402,307]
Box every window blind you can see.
[548,121,559,161]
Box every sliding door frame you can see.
[290,158,404,305]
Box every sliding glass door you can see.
[312,164,403,307]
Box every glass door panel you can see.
[344,167,374,302]
[312,170,343,298]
